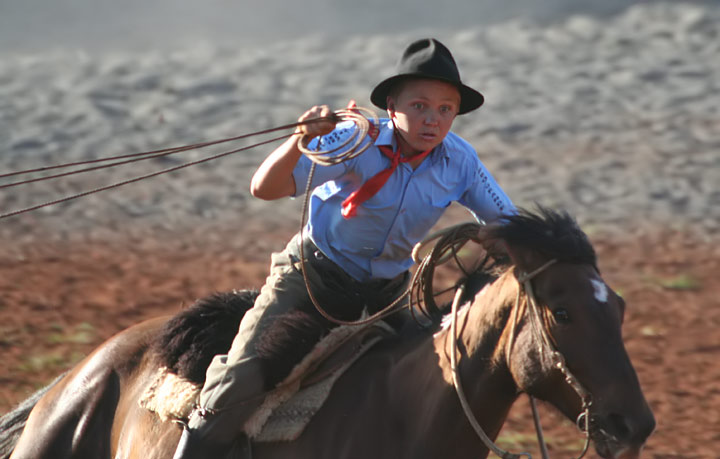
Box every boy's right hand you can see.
[295,105,337,140]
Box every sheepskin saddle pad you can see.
[139,320,395,442]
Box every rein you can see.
[519,265,593,459]
[449,258,593,459]
[449,284,531,459]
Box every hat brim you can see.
[370,74,484,115]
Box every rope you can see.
[0,118,331,180]
[529,396,551,459]
[449,285,531,459]
[297,107,412,327]
[0,134,297,220]
[0,116,338,220]
[411,222,488,322]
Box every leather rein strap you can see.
[450,259,593,459]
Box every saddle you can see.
[140,320,395,442]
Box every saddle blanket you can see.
[139,321,394,442]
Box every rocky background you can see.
[0,2,718,244]
[1,2,719,457]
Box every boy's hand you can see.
[295,105,336,139]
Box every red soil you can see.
[1,224,718,457]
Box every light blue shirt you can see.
[293,119,515,282]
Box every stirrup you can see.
[172,424,250,459]
[172,425,194,459]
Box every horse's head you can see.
[480,208,656,458]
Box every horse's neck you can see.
[445,272,519,377]
[388,272,521,457]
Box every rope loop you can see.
[410,222,489,322]
[297,106,379,166]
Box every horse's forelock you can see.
[491,207,597,268]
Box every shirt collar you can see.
[375,118,451,164]
[375,119,396,148]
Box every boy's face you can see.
[386,78,461,155]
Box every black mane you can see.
[151,289,330,387]
[490,206,597,268]
[152,290,258,384]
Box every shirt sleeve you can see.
[291,120,369,197]
[458,154,516,224]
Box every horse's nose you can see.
[602,409,656,447]
[606,413,631,439]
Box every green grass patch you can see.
[18,351,70,373]
[495,431,538,450]
[647,273,701,291]
[0,326,23,346]
[640,325,663,337]
[497,429,589,453]
[579,223,602,237]
[46,322,96,345]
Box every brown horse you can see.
[2,209,655,459]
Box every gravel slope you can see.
[0,2,718,242]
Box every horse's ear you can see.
[477,224,511,263]
[477,224,542,275]
[503,244,544,276]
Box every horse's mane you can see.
[489,206,597,269]
[151,289,330,387]
[151,290,258,384]
[480,207,598,365]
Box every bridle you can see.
[518,261,593,459]
[449,258,593,459]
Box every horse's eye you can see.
[553,308,571,324]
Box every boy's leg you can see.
[174,236,314,458]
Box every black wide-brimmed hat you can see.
[370,38,484,115]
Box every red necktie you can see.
[341,145,432,218]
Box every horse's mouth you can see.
[591,428,643,459]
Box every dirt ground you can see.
[0,222,718,458]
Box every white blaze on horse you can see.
[1,208,655,459]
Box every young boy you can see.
[173,38,515,458]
